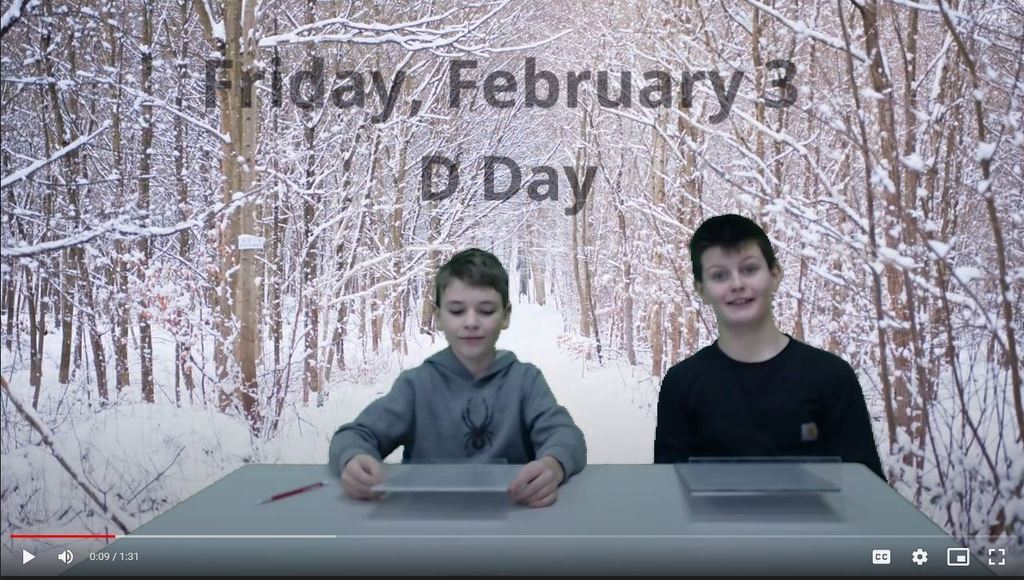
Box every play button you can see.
[22,549,35,564]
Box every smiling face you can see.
[696,241,782,330]
[435,278,510,370]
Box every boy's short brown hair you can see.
[434,248,510,307]
[689,214,779,283]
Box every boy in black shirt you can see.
[654,214,885,479]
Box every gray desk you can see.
[56,464,990,575]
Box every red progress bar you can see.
[11,534,117,539]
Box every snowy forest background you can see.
[1,0,1022,570]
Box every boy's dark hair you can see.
[689,214,778,283]
[434,248,510,307]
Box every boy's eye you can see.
[479,310,495,316]
[710,271,727,281]
[743,265,760,274]
[448,309,464,315]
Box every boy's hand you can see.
[508,456,565,508]
[341,454,384,500]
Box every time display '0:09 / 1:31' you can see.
[88,551,140,561]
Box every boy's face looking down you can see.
[435,278,511,370]
[696,241,781,330]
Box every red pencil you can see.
[257,481,327,505]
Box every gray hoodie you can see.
[328,347,586,480]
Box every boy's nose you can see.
[728,272,744,289]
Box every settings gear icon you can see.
[911,548,928,565]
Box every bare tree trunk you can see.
[616,204,635,365]
[301,0,321,400]
[2,195,18,345]
[793,255,807,341]
[325,295,348,377]
[107,11,130,393]
[649,303,663,377]
[78,257,108,400]
[649,113,667,376]
[57,267,73,384]
[213,257,231,386]
[518,242,530,300]
[675,71,702,357]
[269,187,283,372]
[581,217,602,363]
[198,9,232,392]
[26,269,43,401]
[138,0,155,403]
[196,0,262,428]
[2,274,13,350]
[302,208,319,402]
[752,4,765,164]
[669,302,682,365]
[174,0,195,402]
[229,0,262,425]
[420,205,440,333]
[371,287,382,354]
[894,5,931,488]
[390,131,408,356]
[113,241,130,392]
[367,138,383,355]
[571,107,592,341]
[531,245,546,307]
[39,11,74,386]
[267,28,284,387]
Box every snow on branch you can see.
[193,0,225,48]
[265,6,461,39]
[0,0,35,39]
[889,0,971,23]
[75,71,230,144]
[258,0,554,56]
[1,121,111,189]
[740,0,869,63]
[1,188,260,258]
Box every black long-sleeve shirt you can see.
[654,337,885,479]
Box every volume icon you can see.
[57,549,74,565]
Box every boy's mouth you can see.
[726,297,754,306]
[460,336,486,342]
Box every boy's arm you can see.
[522,366,587,481]
[824,363,886,480]
[328,373,415,477]
[654,367,692,463]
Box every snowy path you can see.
[279,294,659,465]
[496,297,657,464]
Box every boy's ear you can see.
[694,280,706,302]
[770,263,783,292]
[432,302,444,331]
[500,303,511,330]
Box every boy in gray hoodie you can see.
[328,248,586,507]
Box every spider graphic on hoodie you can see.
[461,397,495,452]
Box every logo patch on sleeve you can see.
[800,422,819,442]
